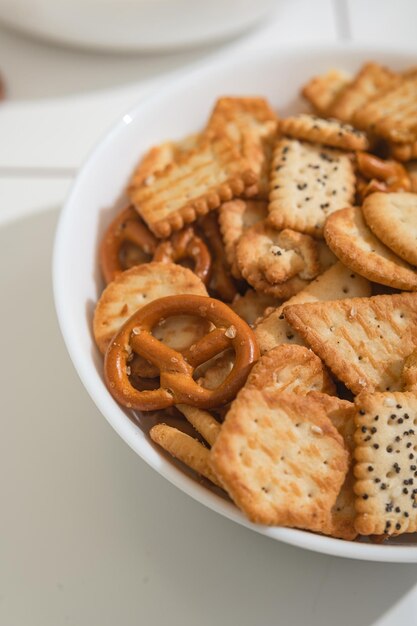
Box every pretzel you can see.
[100,206,158,284]
[198,213,237,302]
[104,295,259,411]
[153,227,211,284]
[356,152,411,199]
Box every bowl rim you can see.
[53,41,417,563]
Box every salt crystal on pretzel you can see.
[131,137,258,238]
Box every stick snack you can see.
[93,60,417,543]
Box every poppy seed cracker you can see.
[268,138,355,238]
[284,292,417,395]
[280,114,369,151]
[210,389,348,528]
[354,392,417,536]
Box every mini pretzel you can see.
[153,227,211,284]
[104,295,259,411]
[198,213,237,302]
[100,206,157,284]
[356,152,411,198]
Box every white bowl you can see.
[54,43,417,562]
[0,0,276,51]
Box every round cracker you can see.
[324,206,417,291]
[362,192,417,267]
[93,262,208,354]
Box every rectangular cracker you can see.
[130,137,257,238]
[254,262,371,354]
[284,293,417,395]
[205,97,279,199]
[354,391,417,536]
[353,75,417,143]
[308,392,357,540]
[210,389,348,530]
[301,69,352,115]
[329,62,400,123]
[268,138,355,237]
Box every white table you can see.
[1,3,417,625]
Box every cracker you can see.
[353,75,417,143]
[354,391,417,536]
[230,289,280,327]
[403,350,417,392]
[218,199,268,278]
[301,69,352,115]
[93,262,208,354]
[284,292,417,395]
[308,392,357,540]
[130,137,258,238]
[205,97,279,198]
[280,114,369,151]
[268,138,355,237]
[150,424,221,486]
[176,404,221,447]
[245,344,336,396]
[406,161,417,192]
[362,192,417,267]
[324,206,417,290]
[128,133,200,193]
[329,62,400,123]
[254,262,371,354]
[235,221,322,297]
[210,389,348,529]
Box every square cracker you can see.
[254,262,371,354]
[284,292,417,395]
[268,138,355,238]
[130,137,257,238]
[308,392,357,540]
[210,389,348,529]
[301,69,352,115]
[329,62,400,123]
[205,97,279,199]
[354,391,417,536]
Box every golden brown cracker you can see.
[268,138,355,237]
[301,69,352,115]
[130,137,257,238]
[362,191,417,267]
[254,262,371,354]
[218,199,268,278]
[354,391,417,536]
[230,289,280,327]
[403,350,417,392]
[176,404,221,446]
[210,389,348,529]
[150,423,221,486]
[93,262,208,354]
[245,344,336,396]
[205,97,279,198]
[284,292,417,395]
[324,206,417,291]
[308,392,357,540]
[330,62,400,123]
[280,114,369,151]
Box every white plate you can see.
[54,43,417,562]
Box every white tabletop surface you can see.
[1,2,417,625]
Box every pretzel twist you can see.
[104,295,259,411]
[100,206,158,284]
[153,227,212,284]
